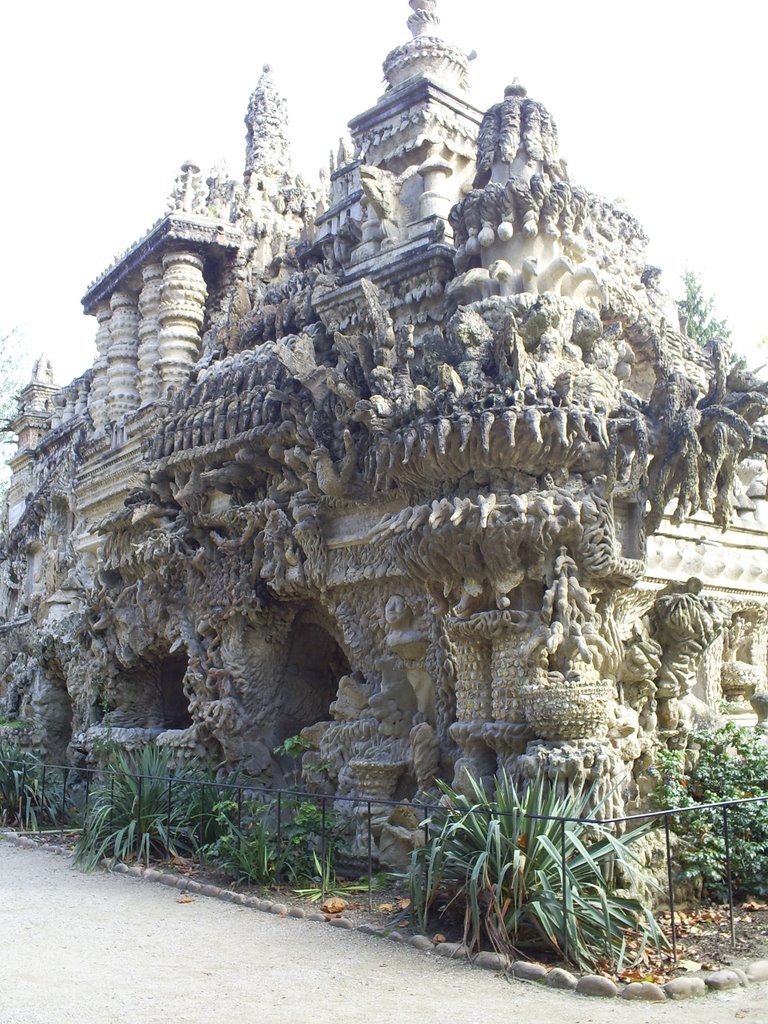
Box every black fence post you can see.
[236,784,243,857]
[84,770,91,825]
[40,766,46,830]
[320,797,327,903]
[199,783,207,862]
[109,774,115,833]
[62,767,68,827]
[367,800,373,914]
[664,815,678,962]
[560,818,568,962]
[276,792,283,884]
[723,806,736,949]
[136,775,144,865]
[165,779,173,853]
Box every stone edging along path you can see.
[4,830,768,1003]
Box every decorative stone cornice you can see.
[82,213,242,315]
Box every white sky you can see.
[2,0,765,385]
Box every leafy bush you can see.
[407,771,665,970]
[651,722,768,900]
[202,793,346,889]
[74,746,215,870]
[0,743,58,829]
[203,798,280,886]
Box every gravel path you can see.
[1,840,765,1024]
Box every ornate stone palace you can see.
[2,1,768,846]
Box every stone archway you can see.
[275,611,351,744]
[159,652,192,729]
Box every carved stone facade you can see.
[3,3,768,852]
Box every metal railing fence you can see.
[3,756,767,962]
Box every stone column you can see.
[63,386,76,423]
[50,391,66,431]
[137,262,163,405]
[74,378,89,418]
[483,618,532,775]
[157,251,207,395]
[447,618,496,794]
[88,301,111,431]
[107,290,141,421]
[416,155,454,222]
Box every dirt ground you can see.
[0,840,766,1024]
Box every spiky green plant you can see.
[0,743,58,829]
[74,746,214,870]
[408,771,665,971]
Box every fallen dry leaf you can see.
[432,933,447,944]
[679,959,702,972]
[376,902,394,914]
[320,897,348,915]
[176,895,194,904]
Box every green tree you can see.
[677,270,730,348]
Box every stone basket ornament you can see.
[522,667,611,741]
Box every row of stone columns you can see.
[88,251,207,432]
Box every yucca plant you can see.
[408,770,665,971]
[0,743,57,829]
[74,746,214,870]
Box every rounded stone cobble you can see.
[157,873,181,888]
[704,969,743,991]
[746,960,768,983]
[409,935,434,952]
[621,981,667,1002]
[575,975,619,998]
[268,902,288,916]
[328,917,355,930]
[664,976,706,1000]
[546,967,577,990]
[511,961,547,983]
[433,942,467,960]
[473,951,509,972]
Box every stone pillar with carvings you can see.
[88,301,112,431]
[106,290,141,421]
[447,618,496,793]
[157,251,207,394]
[137,262,163,405]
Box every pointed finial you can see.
[31,354,55,386]
[244,64,292,181]
[407,0,440,39]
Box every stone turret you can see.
[244,64,292,186]
[9,357,57,452]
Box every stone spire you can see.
[244,65,292,183]
[407,0,441,39]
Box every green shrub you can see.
[0,743,58,829]
[651,722,768,900]
[407,771,665,970]
[203,798,280,885]
[202,792,346,888]
[74,746,215,870]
